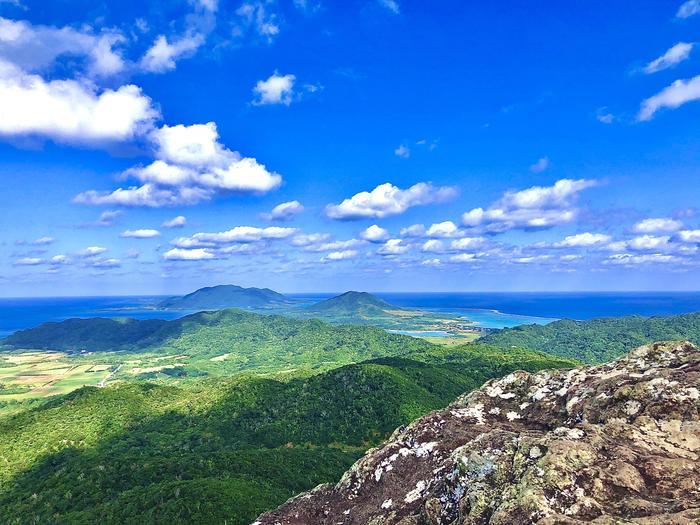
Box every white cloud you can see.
[596,109,614,124]
[644,42,693,74]
[50,254,69,265]
[163,247,216,260]
[400,224,426,237]
[322,249,358,261]
[679,229,700,242]
[31,236,54,245]
[394,144,410,158]
[606,253,678,265]
[529,156,550,173]
[450,237,485,250]
[628,235,671,251]
[235,2,280,40]
[461,179,597,233]
[378,239,408,255]
[172,226,297,247]
[78,246,107,257]
[449,253,477,263]
[677,0,700,18]
[96,210,122,226]
[426,221,462,238]
[360,224,390,242]
[263,200,304,221]
[326,182,458,220]
[120,228,161,238]
[0,17,125,77]
[76,122,282,206]
[14,257,43,266]
[512,255,550,264]
[421,239,444,253]
[553,232,611,247]
[140,33,204,73]
[0,59,158,144]
[90,257,120,269]
[633,217,683,233]
[291,233,331,247]
[162,215,187,228]
[638,75,700,121]
[378,0,400,14]
[421,258,441,266]
[253,72,296,105]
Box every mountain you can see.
[479,311,700,363]
[158,284,294,310]
[0,345,575,524]
[307,291,398,317]
[256,341,700,525]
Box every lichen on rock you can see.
[254,341,700,524]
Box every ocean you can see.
[1,291,699,337]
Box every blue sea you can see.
[1,292,699,338]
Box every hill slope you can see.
[256,341,700,525]
[0,346,574,525]
[159,284,293,310]
[479,311,700,363]
[2,309,435,375]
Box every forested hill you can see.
[0,345,575,525]
[159,284,294,309]
[479,311,700,363]
[307,291,398,316]
[2,309,436,374]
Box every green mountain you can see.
[2,309,435,375]
[479,311,700,363]
[0,345,575,525]
[307,291,398,317]
[159,284,294,310]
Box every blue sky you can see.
[2,0,700,295]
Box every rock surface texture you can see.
[254,341,700,524]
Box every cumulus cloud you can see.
[360,224,390,242]
[162,215,187,228]
[394,144,410,158]
[633,217,683,233]
[377,239,408,255]
[400,224,426,237]
[461,179,597,233]
[679,229,700,242]
[262,200,304,221]
[163,247,216,260]
[644,43,693,74]
[450,237,485,250]
[606,253,678,265]
[638,75,700,121]
[326,182,458,220]
[553,232,611,247]
[75,122,282,206]
[95,210,122,226]
[120,228,161,238]
[0,17,125,77]
[426,221,463,238]
[449,253,477,263]
[172,225,296,248]
[90,257,120,269]
[253,72,295,105]
[596,108,614,124]
[140,33,204,73]
[421,239,444,253]
[291,233,331,247]
[529,156,550,173]
[305,238,366,252]
[322,249,358,262]
[628,235,671,251]
[677,0,700,18]
[0,59,157,144]
[31,236,54,245]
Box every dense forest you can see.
[480,312,700,362]
[0,344,575,524]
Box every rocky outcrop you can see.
[254,341,700,524]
